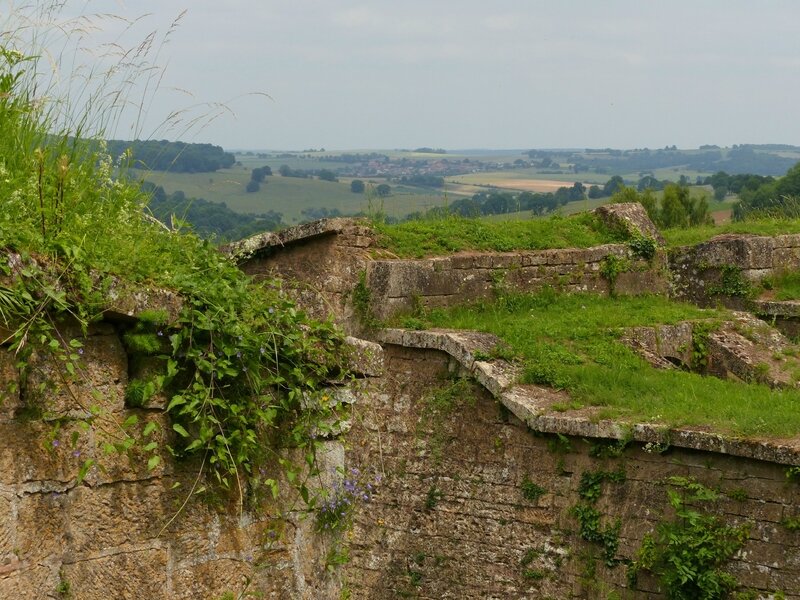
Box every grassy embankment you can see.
[761,270,800,301]
[372,199,800,257]
[407,290,800,438]
[662,218,800,247]
[372,212,623,258]
[374,211,800,438]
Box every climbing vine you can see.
[571,467,626,567]
[0,46,350,509]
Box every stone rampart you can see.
[0,296,376,599]
[234,217,669,327]
[670,233,800,305]
[366,245,667,319]
[342,339,800,599]
[8,211,800,598]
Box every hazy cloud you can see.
[28,0,800,149]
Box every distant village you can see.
[238,150,548,180]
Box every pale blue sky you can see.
[19,0,800,150]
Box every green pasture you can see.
[134,168,448,224]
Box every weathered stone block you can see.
[23,332,127,420]
[0,348,19,422]
[615,267,670,296]
[344,336,384,377]
[0,491,13,560]
[450,255,476,269]
[62,546,168,600]
[90,411,171,484]
[0,420,90,486]
[0,562,57,599]
[171,558,259,600]
[64,483,166,554]
[16,491,69,562]
[101,279,183,325]
[594,202,666,244]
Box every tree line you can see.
[106,139,235,173]
[732,161,800,220]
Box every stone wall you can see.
[0,314,347,600]
[7,321,796,599]
[8,214,800,598]
[235,218,669,326]
[234,218,375,333]
[669,233,800,305]
[342,344,800,599]
[366,245,667,320]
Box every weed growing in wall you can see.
[571,468,626,567]
[352,270,378,329]
[520,475,546,502]
[588,435,631,459]
[424,485,443,510]
[627,233,657,262]
[708,264,754,298]
[627,476,750,599]
[416,377,476,463]
[691,320,721,371]
[0,12,352,516]
[315,467,380,533]
[599,254,631,296]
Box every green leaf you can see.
[143,421,157,437]
[76,459,95,485]
[172,423,189,437]
[147,455,161,471]
[166,395,186,411]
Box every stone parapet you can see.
[367,245,668,319]
[376,327,800,467]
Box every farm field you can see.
[133,144,794,231]
[134,167,450,224]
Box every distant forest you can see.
[107,139,235,173]
[540,145,799,177]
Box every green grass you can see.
[135,168,448,224]
[373,213,623,258]
[663,217,800,247]
[762,270,800,301]
[478,197,610,223]
[0,13,349,499]
[414,290,800,438]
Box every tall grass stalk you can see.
[0,3,349,509]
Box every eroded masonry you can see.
[4,204,800,598]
